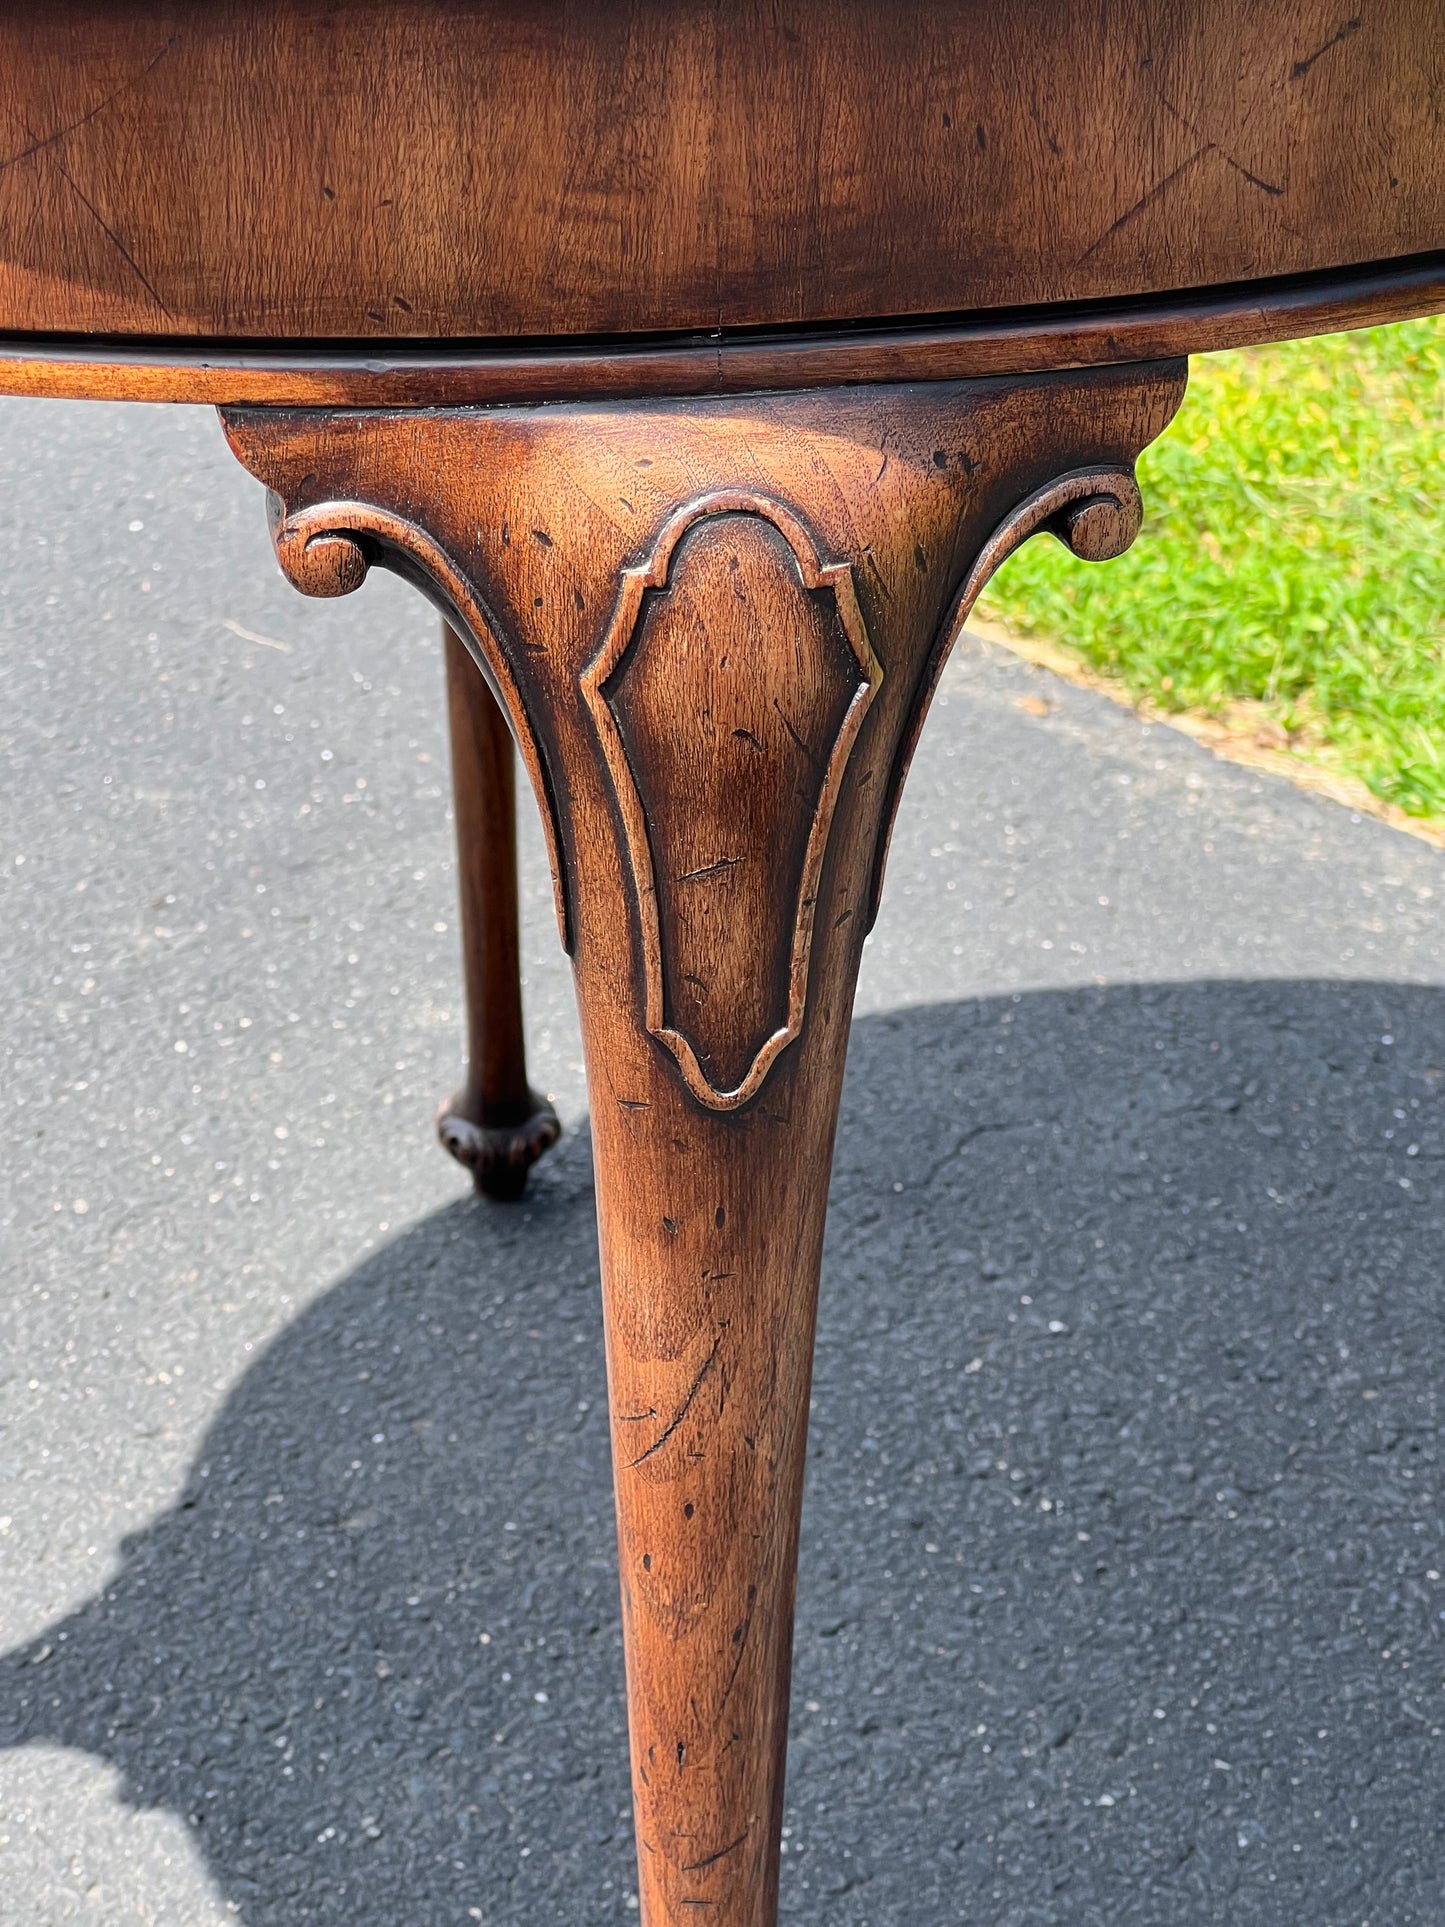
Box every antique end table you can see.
[3,6,1442,1923]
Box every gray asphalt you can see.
[1,397,1443,1927]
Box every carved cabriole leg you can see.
[437,617,560,1200]
[220,362,1185,1927]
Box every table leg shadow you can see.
[3,977,1441,1925]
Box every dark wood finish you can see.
[221,362,1186,1925]
[436,618,559,1202]
[0,1,1440,343]
[0,248,1440,408]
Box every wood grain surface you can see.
[221,363,1185,1924]
[0,0,1439,343]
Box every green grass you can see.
[979,315,1445,819]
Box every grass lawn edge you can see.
[967,615,1445,855]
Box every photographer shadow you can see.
[2,978,1443,1926]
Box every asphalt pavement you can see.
[2,397,1444,1926]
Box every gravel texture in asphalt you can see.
[2,399,1443,1926]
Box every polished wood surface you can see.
[0,0,1440,344]
[221,363,1186,1923]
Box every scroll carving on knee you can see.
[221,368,1185,1077]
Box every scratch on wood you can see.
[771,698,821,769]
[627,1330,724,1466]
[1214,148,1285,197]
[1292,16,1361,79]
[1078,146,1212,261]
[52,157,173,315]
[683,1830,750,1873]
[0,37,177,174]
[861,547,895,605]
[1152,91,1284,197]
[678,855,742,882]
[717,1594,756,1716]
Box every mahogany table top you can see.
[0,1,1440,405]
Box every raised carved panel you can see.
[583,492,882,1111]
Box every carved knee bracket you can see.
[223,366,1181,1117]
[222,361,1185,1927]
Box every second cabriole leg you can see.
[221,360,1185,1926]
[436,616,559,1201]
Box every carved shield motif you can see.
[582,491,882,1110]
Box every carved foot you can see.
[435,1084,561,1201]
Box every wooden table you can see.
[3,7,1441,1922]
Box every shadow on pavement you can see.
[3,980,1443,1927]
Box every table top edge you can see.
[0,252,1439,410]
